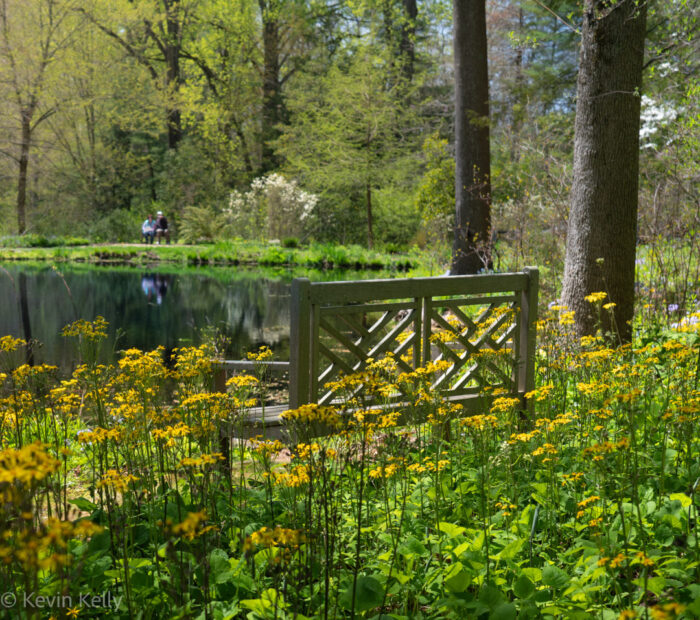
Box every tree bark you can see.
[399,0,417,82]
[561,0,647,342]
[17,109,32,234]
[451,0,491,275]
[260,1,284,173]
[164,0,182,149]
[366,182,374,249]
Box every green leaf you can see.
[70,497,98,512]
[439,522,467,538]
[542,565,570,589]
[489,602,517,620]
[208,549,230,581]
[444,562,471,593]
[669,492,692,507]
[479,584,504,608]
[340,576,384,612]
[496,537,525,561]
[513,574,535,599]
[521,567,542,583]
[398,536,427,558]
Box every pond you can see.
[0,263,388,371]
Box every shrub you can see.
[226,174,317,241]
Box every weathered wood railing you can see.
[215,268,539,439]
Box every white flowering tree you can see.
[226,173,318,241]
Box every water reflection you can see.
[141,273,170,305]
[0,264,294,371]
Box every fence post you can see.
[289,278,311,409]
[213,363,231,474]
[518,267,539,411]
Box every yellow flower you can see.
[584,292,607,304]
[61,316,108,341]
[170,511,216,540]
[0,335,26,352]
[247,346,274,362]
[97,470,139,493]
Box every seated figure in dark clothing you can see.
[155,211,170,244]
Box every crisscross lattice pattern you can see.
[289,270,538,411]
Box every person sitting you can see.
[155,211,170,244]
[141,214,156,244]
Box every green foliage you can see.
[0,235,91,248]
[88,209,143,243]
[414,132,455,239]
[179,205,231,244]
[1,304,699,617]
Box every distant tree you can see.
[277,49,415,248]
[451,0,491,274]
[0,0,81,233]
[561,0,647,341]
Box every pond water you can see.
[0,263,386,371]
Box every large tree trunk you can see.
[399,0,417,82]
[366,182,374,249]
[561,0,647,342]
[451,0,491,275]
[260,1,283,173]
[16,109,32,234]
[164,0,182,149]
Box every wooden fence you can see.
[215,268,539,439]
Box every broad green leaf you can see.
[496,537,525,561]
[340,576,384,612]
[69,497,98,512]
[479,584,504,608]
[444,562,471,593]
[542,565,570,589]
[513,574,535,599]
[669,493,692,507]
[439,522,467,538]
[521,567,542,582]
[398,536,427,558]
[489,602,517,620]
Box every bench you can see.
[215,268,539,440]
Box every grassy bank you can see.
[0,239,418,272]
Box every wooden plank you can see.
[321,301,416,315]
[421,296,431,366]
[519,267,539,396]
[310,303,321,402]
[309,273,528,305]
[289,278,311,408]
[439,294,519,309]
[218,360,290,373]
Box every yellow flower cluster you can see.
[0,518,103,571]
[61,316,109,341]
[178,453,225,468]
[584,292,608,304]
[0,443,60,491]
[582,437,630,461]
[369,457,405,479]
[576,495,601,519]
[97,469,139,492]
[271,465,311,487]
[169,510,217,540]
[281,403,342,428]
[247,346,274,362]
[0,335,26,352]
[461,414,499,430]
[226,374,259,390]
[245,526,305,550]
